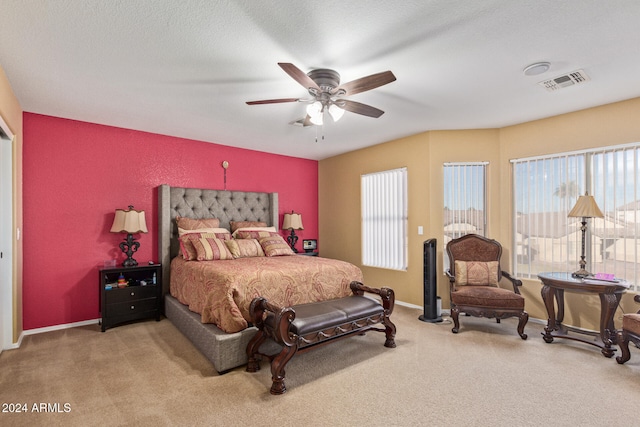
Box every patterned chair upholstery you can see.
[616,294,640,364]
[445,234,528,339]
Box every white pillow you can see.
[231,226,277,238]
[178,227,231,237]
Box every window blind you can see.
[512,153,585,277]
[443,162,487,271]
[361,167,408,271]
[591,145,640,288]
[512,142,640,289]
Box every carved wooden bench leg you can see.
[246,330,266,373]
[270,344,298,395]
[246,297,269,373]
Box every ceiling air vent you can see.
[538,69,590,92]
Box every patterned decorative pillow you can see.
[233,228,278,239]
[225,239,265,258]
[454,260,499,286]
[176,216,220,230]
[229,221,267,233]
[192,237,234,261]
[259,235,294,257]
[179,232,229,260]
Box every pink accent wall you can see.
[22,113,318,330]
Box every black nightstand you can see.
[99,264,162,332]
[298,251,319,256]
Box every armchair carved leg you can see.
[517,312,529,340]
[451,306,460,334]
[616,330,631,364]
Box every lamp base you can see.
[286,229,299,253]
[119,233,141,267]
[122,257,138,268]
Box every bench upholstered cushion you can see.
[265,295,383,336]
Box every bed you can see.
[158,184,363,373]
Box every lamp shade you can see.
[567,194,604,218]
[110,206,148,234]
[328,104,345,122]
[282,212,304,230]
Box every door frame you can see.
[0,113,15,352]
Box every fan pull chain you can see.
[314,124,325,143]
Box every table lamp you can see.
[567,192,603,278]
[282,211,303,253]
[110,205,148,267]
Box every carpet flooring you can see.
[1,305,639,426]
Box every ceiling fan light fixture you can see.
[306,101,322,116]
[306,101,324,125]
[328,104,345,122]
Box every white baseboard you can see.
[5,318,101,350]
[396,299,451,315]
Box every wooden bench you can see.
[246,281,396,394]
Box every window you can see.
[443,163,487,270]
[361,167,408,270]
[512,143,640,288]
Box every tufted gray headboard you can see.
[157,184,278,295]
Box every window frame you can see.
[511,142,640,289]
[361,167,408,271]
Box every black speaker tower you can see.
[419,238,442,323]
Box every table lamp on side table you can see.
[283,211,303,253]
[567,192,603,278]
[110,205,148,267]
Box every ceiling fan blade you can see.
[246,98,300,105]
[278,63,321,93]
[334,71,396,96]
[339,100,385,118]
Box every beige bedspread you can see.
[170,255,363,333]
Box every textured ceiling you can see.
[2,1,640,160]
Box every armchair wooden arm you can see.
[501,271,523,294]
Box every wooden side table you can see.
[99,264,162,331]
[538,272,629,357]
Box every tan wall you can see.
[0,65,23,343]
[319,129,500,308]
[320,97,640,330]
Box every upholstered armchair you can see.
[445,234,528,339]
[616,294,640,364]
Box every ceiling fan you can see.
[246,63,396,126]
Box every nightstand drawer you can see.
[104,286,158,304]
[105,297,158,317]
